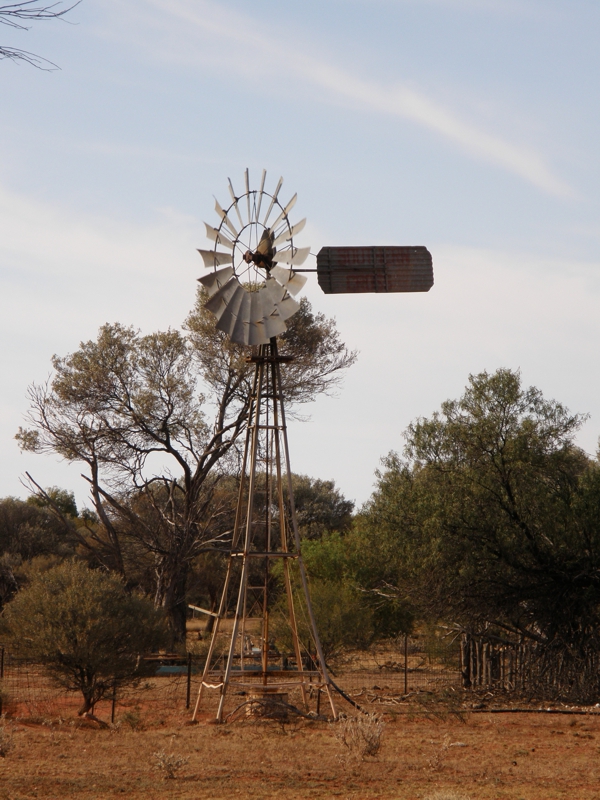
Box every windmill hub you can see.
[242,249,273,271]
[242,227,276,272]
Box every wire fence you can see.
[0,633,462,723]
[0,647,194,723]
[3,630,598,721]
[328,635,462,696]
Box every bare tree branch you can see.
[0,1,80,68]
[21,470,117,567]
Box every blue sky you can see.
[2,0,600,509]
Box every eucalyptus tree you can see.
[16,293,356,641]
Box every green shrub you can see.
[0,560,168,715]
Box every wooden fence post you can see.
[111,681,117,724]
[186,652,192,710]
[0,646,4,716]
[460,634,471,688]
[482,642,488,688]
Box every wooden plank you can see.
[188,603,218,617]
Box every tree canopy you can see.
[0,492,77,563]
[288,474,354,540]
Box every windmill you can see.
[192,170,433,723]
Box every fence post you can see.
[404,634,408,695]
[186,652,192,710]
[483,643,488,687]
[460,634,471,689]
[0,646,4,716]
[111,681,117,724]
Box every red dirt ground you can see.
[2,708,600,799]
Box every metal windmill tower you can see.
[191,170,433,722]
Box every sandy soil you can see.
[2,708,600,799]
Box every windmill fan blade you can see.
[262,311,287,339]
[244,168,251,224]
[253,285,276,322]
[273,217,306,248]
[261,277,286,307]
[204,223,234,250]
[230,292,252,345]
[197,249,233,269]
[262,176,283,226]
[258,285,285,336]
[286,272,308,296]
[214,199,239,237]
[276,293,300,321]
[215,283,246,338]
[251,320,268,345]
[248,292,270,345]
[273,245,311,266]
[204,277,239,321]
[270,193,297,231]
[197,266,235,297]
[261,278,299,321]
[270,265,308,296]
[228,178,244,228]
[255,168,267,223]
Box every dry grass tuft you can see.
[151,749,189,779]
[332,712,385,765]
[121,707,144,731]
[428,733,452,771]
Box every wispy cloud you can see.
[118,0,572,197]
[373,0,547,16]
[292,65,571,197]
